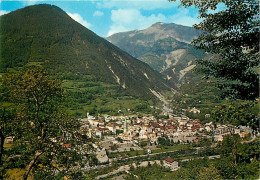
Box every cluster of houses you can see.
[78,111,253,145]
[4,108,254,173]
[75,110,253,166]
[5,109,253,149]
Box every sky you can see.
[0,0,204,37]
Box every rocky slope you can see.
[107,22,207,86]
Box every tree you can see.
[0,106,17,178]
[198,165,222,180]
[218,134,241,164]
[116,137,123,143]
[211,101,259,131]
[170,0,259,100]
[214,136,259,179]
[2,67,89,179]
[158,135,171,146]
[139,141,147,148]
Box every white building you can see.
[164,157,179,171]
[189,107,201,114]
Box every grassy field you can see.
[61,77,154,117]
[108,144,190,158]
[6,169,33,180]
[151,144,190,154]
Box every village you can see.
[79,108,252,143]
[76,107,253,168]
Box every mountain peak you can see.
[108,22,203,47]
[7,4,65,16]
[152,22,166,26]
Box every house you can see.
[119,133,132,141]
[98,127,110,134]
[239,126,253,134]
[96,148,109,163]
[179,120,187,126]
[104,115,111,122]
[194,119,200,123]
[98,121,105,127]
[139,129,148,139]
[5,136,14,144]
[88,119,99,127]
[181,115,189,120]
[63,143,71,150]
[234,128,241,134]
[80,119,90,128]
[205,122,214,132]
[164,157,179,171]
[94,128,102,138]
[186,123,193,130]
[239,131,248,138]
[189,107,201,114]
[205,114,211,118]
[205,126,212,132]
[214,135,223,142]
[87,113,96,120]
[106,123,117,133]
[50,137,57,143]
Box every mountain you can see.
[107,22,228,116]
[0,5,171,100]
[107,22,207,86]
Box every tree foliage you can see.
[158,135,171,146]
[1,67,90,179]
[126,163,170,180]
[211,101,259,130]
[171,135,259,179]
[170,0,259,100]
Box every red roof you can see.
[151,122,160,128]
[106,123,116,127]
[165,157,175,163]
[160,126,166,130]
[191,126,198,130]
[63,144,71,148]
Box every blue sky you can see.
[0,0,204,37]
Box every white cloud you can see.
[169,8,202,27]
[97,0,178,10]
[207,3,226,14]
[107,25,128,37]
[107,9,166,36]
[0,10,10,16]
[93,10,104,17]
[171,16,201,27]
[22,0,38,6]
[67,12,92,28]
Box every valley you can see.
[0,2,259,180]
